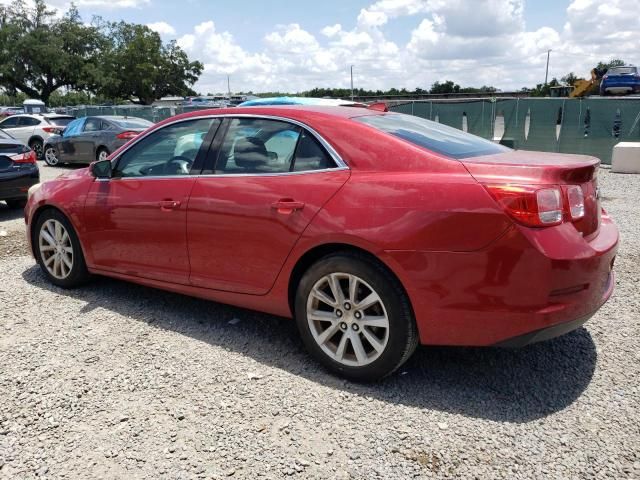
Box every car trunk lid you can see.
[461,150,601,237]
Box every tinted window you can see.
[83,118,102,132]
[63,118,85,137]
[110,117,153,130]
[18,117,41,127]
[0,117,19,128]
[216,118,301,174]
[47,117,75,127]
[354,113,510,159]
[114,118,217,178]
[292,132,335,171]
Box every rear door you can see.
[1,116,38,144]
[187,117,350,294]
[57,118,86,162]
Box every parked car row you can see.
[0,113,75,158]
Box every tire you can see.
[33,209,89,288]
[294,252,418,381]
[29,139,43,160]
[96,147,109,162]
[5,198,27,209]
[44,146,60,166]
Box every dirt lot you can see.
[1,163,639,479]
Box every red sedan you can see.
[24,106,618,381]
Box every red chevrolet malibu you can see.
[25,106,618,381]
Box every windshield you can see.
[111,117,153,130]
[354,113,509,159]
[608,67,637,75]
[47,117,75,126]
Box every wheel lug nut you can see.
[340,322,348,330]
[336,310,343,317]
[352,324,359,331]
[354,311,362,319]
[344,302,351,310]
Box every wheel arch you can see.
[287,242,415,319]
[28,135,44,146]
[29,204,87,261]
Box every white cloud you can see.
[147,21,176,36]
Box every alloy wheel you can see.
[38,219,73,280]
[44,147,59,166]
[306,272,390,367]
[98,150,108,161]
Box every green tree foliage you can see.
[0,0,203,105]
[0,0,105,103]
[596,58,626,72]
[96,22,203,105]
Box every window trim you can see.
[108,114,348,181]
[111,116,221,179]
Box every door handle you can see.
[159,200,181,211]
[271,199,305,214]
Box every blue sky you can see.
[24,0,640,93]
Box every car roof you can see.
[167,105,384,124]
[92,115,151,121]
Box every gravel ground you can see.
[1,163,639,479]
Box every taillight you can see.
[483,184,563,227]
[12,150,37,164]
[566,185,585,220]
[116,131,139,140]
[42,126,61,134]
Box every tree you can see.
[561,72,583,86]
[596,58,625,73]
[529,77,560,97]
[96,22,203,105]
[430,80,461,94]
[0,0,106,103]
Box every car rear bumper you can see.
[387,213,618,346]
[0,166,39,200]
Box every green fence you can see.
[389,98,640,164]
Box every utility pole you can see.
[544,49,552,85]
[350,65,354,101]
[227,75,231,98]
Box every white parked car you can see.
[0,114,76,159]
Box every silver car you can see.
[43,116,153,166]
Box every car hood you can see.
[54,166,91,181]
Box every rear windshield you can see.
[110,117,153,130]
[354,113,509,159]
[608,67,637,75]
[47,117,75,126]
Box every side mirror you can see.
[91,159,112,179]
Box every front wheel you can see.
[33,209,89,288]
[44,146,60,166]
[294,252,418,381]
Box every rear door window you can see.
[18,117,41,127]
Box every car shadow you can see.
[21,265,597,423]
[0,203,25,222]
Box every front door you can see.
[187,117,350,294]
[82,117,219,284]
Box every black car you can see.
[0,129,39,209]
[43,116,153,166]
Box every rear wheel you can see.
[29,139,43,160]
[96,147,109,162]
[44,146,59,166]
[294,252,418,381]
[33,209,89,288]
